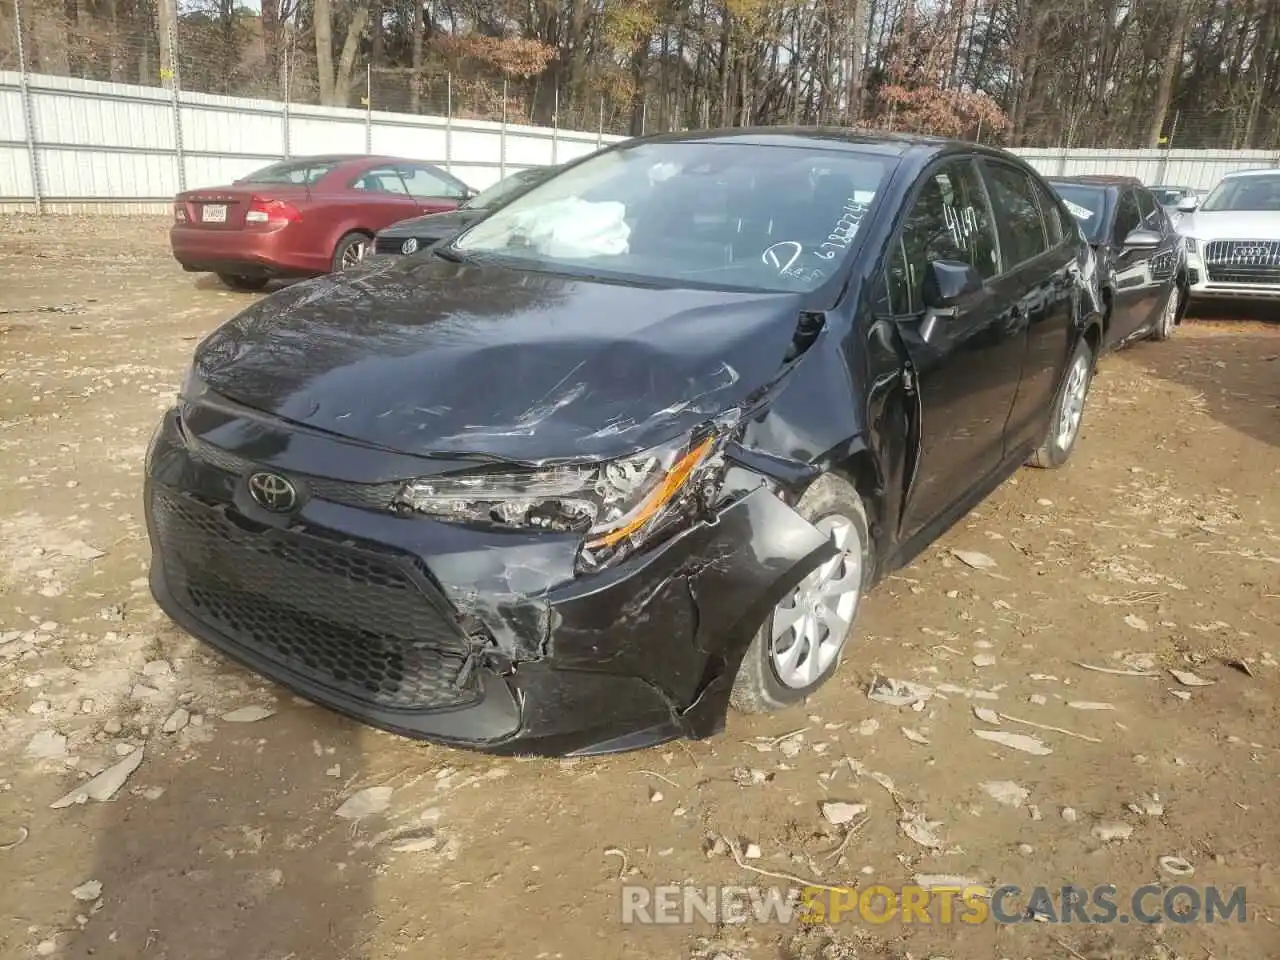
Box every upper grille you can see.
[1203,240,1280,285]
[151,489,476,710]
[374,235,409,255]
[185,433,401,511]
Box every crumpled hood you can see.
[377,209,483,241]
[194,256,809,463]
[1177,210,1280,241]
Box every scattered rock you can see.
[162,708,189,734]
[222,705,275,723]
[36,939,57,956]
[952,550,997,570]
[1091,822,1134,843]
[822,801,868,825]
[1123,614,1150,632]
[1067,701,1115,711]
[1061,807,1078,823]
[901,727,930,745]
[71,880,102,902]
[731,767,772,786]
[649,789,664,803]
[26,730,68,760]
[867,676,932,708]
[61,540,105,561]
[973,729,1053,756]
[973,706,1001,725]
[142,660,173,679]
[1028,694,1047,705]
[899,811,945,848]
[972,653,997,668]
[335,786,394,820]
[1169,689,1192,701]
[1018,843,1034,855]
[743,843,762,860]
[326,764,342,777]
[1169,669,1214,687]
[1159,855,1194,877]
[102,718,122,735]
[857,718,880,735]
[980,780,1030,808]
[50,747,144,808]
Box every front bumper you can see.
[1184,250,1280,300]
[144,406,834,756]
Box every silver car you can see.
[1177,169,1280,302]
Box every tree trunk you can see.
[410,0,425,112]
[1148,0,1193,146]
[335,6,370,106]
[315,0,335,104]
[567,0,590,115]
[157,0,179,88]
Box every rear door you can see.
[886,156,1027,542]
[396,164,469,215]
[977,160,1062,457]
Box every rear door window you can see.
[236,160,339,185]
[982,162,1048,268]
[353,168,411,195]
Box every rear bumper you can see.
[170,223,327,278]
[144,406,834,756]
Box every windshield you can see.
[235,160,339,185]
[469,168,550,210]
[451,141,896,293]
[1201,174,1280,212]
[1049,184,1107,241]
[1152,187,1188,205]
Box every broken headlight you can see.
[394,430,725,569]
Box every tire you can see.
[331,231,372,272]
[1027,336,1095,469]
[217,273,269,292]
[730,474,872,714]
[1150,282,1180,341]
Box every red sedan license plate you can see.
[202,204,227,223]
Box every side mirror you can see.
[1122,227,1162,250]
[1176,196,1198,213]
[922,259,983,309]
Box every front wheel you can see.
[1028,337,1095,469]
[730,474,872,714]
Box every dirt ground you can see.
[0,215,1277,960]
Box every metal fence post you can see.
[596,97,604,148]
[13,0,42,214]
[282,50,292,159]
[445,73,453,173]
[500,76,508,179]
[551,86,559,164]
[167,25,187,192]
[1056,150,1068,176]
[364,64,373,153]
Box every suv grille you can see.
[1204,239,1280,284]
[152,490,476,710]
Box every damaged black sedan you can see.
[145,129,1103,756]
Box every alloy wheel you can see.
[1056,353,1090,449]
[341,238,369,270]
[769,514,863,689]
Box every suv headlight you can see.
[1183,236,1197,254]
[394,428,727,569]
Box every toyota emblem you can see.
[247,471,298,513]
[401,238,419,255]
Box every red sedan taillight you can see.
[245,197,302,226]
[173,201,187,224]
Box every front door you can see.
[886,157,1028,542]
[1106,187,1155,344]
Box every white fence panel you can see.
[4,69,1278,213]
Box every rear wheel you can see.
[217,273,269,292]
[730,475,872,714]
[332,232,372,272]
[1028,337,1094,469]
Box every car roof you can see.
[1220,167,1280,179]
[261,154,444,168]
[624,126,1002,160]
[1048,174,1144,187]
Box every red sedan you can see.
[170,154,475,290]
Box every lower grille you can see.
[152,490,476,710]
[1206,264,1280,285]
